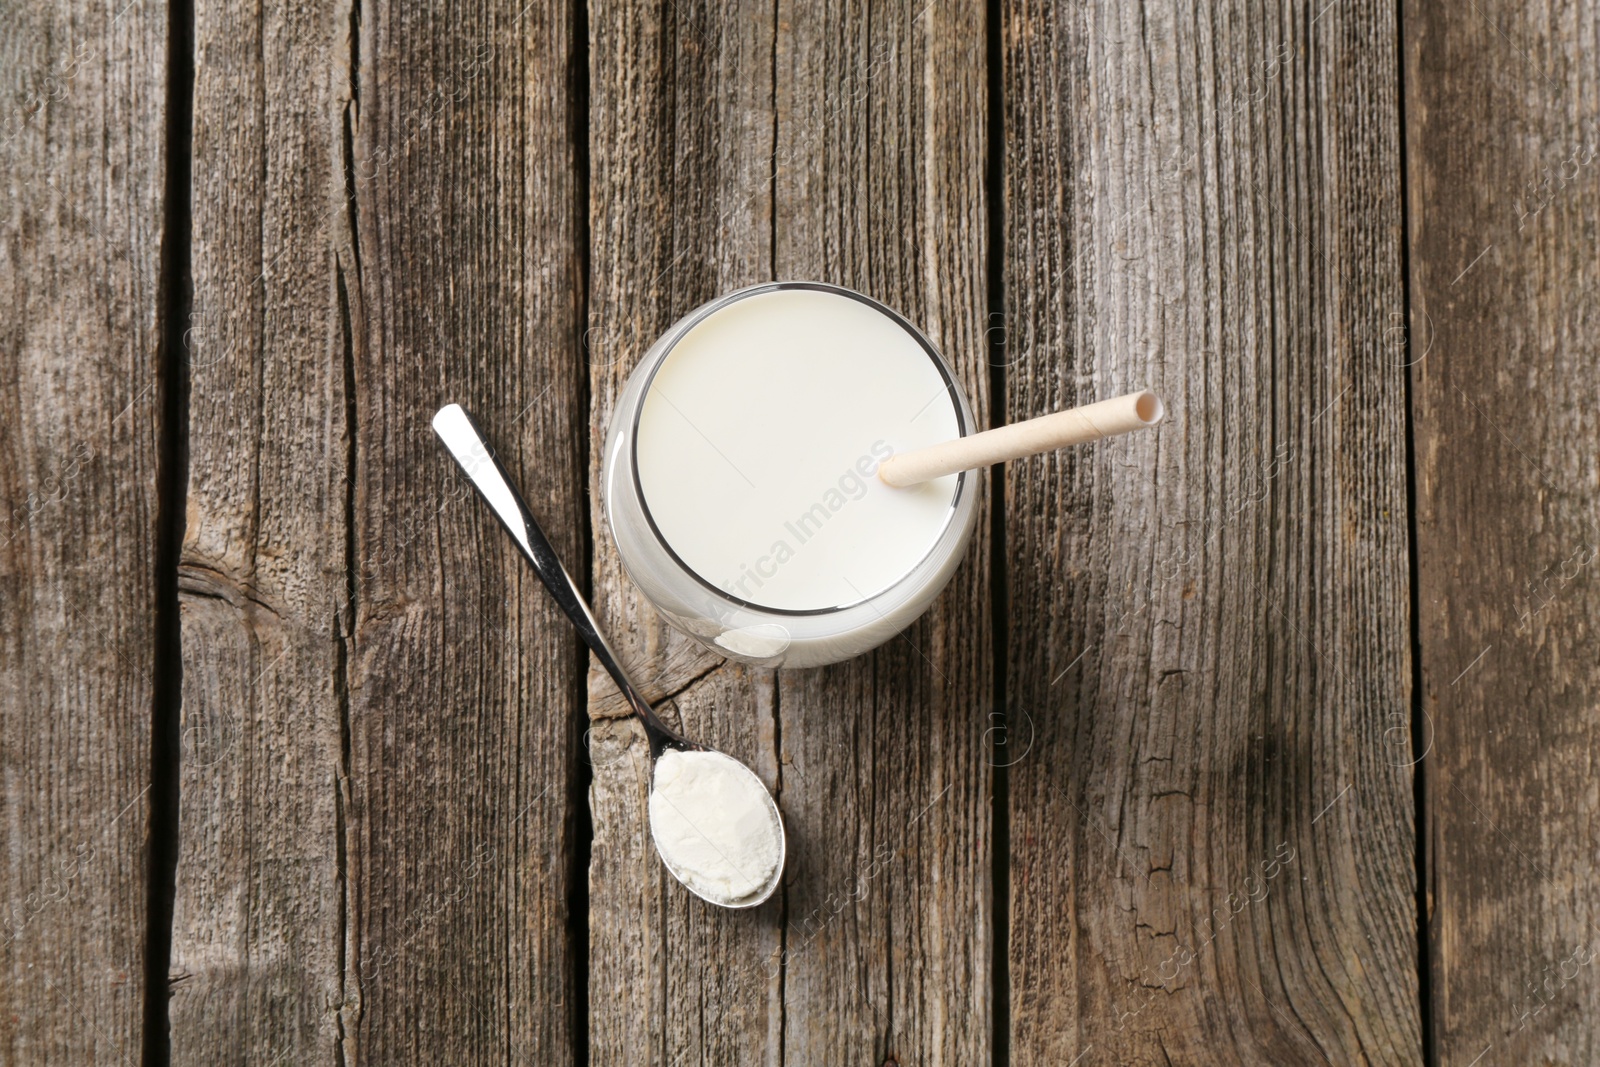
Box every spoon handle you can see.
[432,403,665,733]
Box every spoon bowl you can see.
[648,753,786,909]
[433,403,785,908]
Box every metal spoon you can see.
[432,403,785,908]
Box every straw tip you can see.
[1133,391,1165,426]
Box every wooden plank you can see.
[1001,1,1420,1062]
[772,0,993,1061]
[171,0,588,1061]
[167,0,347,1060]
[0,0,168,1060]
[1405,0,1600,1061]
[341,2,586,1060]
[585,0,783,1060]
[588,0,992,1057]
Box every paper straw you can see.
[877,390,1164,488]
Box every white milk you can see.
[634,288,962,613]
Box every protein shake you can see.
[604,282,978,668]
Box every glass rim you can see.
[627,280,974,617]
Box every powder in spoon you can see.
[648,749,782,905]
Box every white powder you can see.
[648,749,783,905]
[713,623,791,659]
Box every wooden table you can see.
[4,0,1597,1062]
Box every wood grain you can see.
[0,0,168,1060]
[168,0,347,1060]
[1405,0,1600,1060]
[586,0,783,1060]
[1000,0,1420,1062]
[588,0,992,1059]
[341,1,587,1061]
[171,0,588,1061]
[773,0,993,1061]
[17,0,1600,1057]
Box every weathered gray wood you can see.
[171,0,588,1061]
[773,0,994,1061]
[1001,1,1420,1062]
[589,0,992,1058]
[168,0,348,1061]
[24,0,1600,1056]
[1405,0,1600,1061]
[0,0,167,1060]
[586,0,783,1060]
[341,2,587,1061]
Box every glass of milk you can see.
[602,282,979,668]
